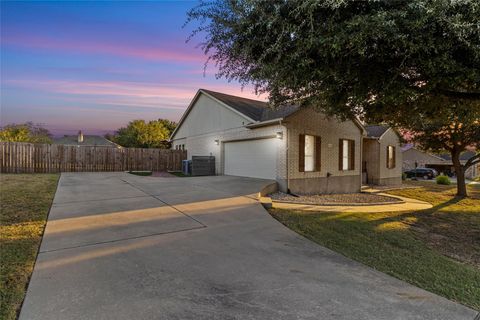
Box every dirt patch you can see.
[151,171,176,177]
[269,192,402,205]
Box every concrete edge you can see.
[270,197,405,207]
[257,182,278,209]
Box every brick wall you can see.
[284,108,363,194]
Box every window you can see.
[339,139,355,171]
[304,135,315,171]
[182,144,185,151]
[299,134,321,172]
[387,145,396,169]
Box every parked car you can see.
[404,168,438,180]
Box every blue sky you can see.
[1,1,261,136]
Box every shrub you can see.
[402,173,407,181]
[436,175,451,185]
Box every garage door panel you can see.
[224,139,277,180]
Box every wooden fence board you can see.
[0,142,186,173]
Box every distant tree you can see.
[187,0,480,196]
[0,122,53,143]
[157,119,177,133]
[402,104,479,196]
[108,119,177,148]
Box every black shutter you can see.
[315,136,321,171]
[349,140,355,170]
[299,134,305,172]
[339,139,343,171]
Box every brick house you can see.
[170,89,401,194]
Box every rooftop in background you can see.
[53,135,119,147]
[365,125,390,138]
[438,150,477,162]
[201,89,299,122]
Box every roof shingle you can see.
[201,89,299,122]
[365,125,389,138]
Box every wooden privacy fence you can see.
[0,142,187,173]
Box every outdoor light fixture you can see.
[276,132,283,139]
[214,139,219,145]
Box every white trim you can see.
[245,118,282,128]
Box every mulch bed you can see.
[269,192,403,205]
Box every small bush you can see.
[436,175,451,185]
[402,173,407,181]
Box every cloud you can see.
[2,33,205,64]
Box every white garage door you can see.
[224,138,277,180]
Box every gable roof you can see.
[365,125,389,138]
[170,88,366,140]
[54,135,118,147]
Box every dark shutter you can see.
[315,136,321,171]
[386,146,390,168]
[393,146,396,168]
[299,134,305,172]
[349,140,355,170]
[339,139,343,171]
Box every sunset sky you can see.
[1,1,262,136]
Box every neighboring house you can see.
[170,89,372,194]
[402,145,479,179]
[362,125,402,185]
[54,131,120,148]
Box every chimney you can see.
[78,130,84,143]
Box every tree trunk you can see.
[451,150,467,197]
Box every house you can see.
[54,131,120,148]
[170,89,403,194]
[402,145,479,179]
[362,125,402,185]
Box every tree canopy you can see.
[188,0,479,120]
[188,0,480,196]
[0,122,53,143]
[107,119,177,148]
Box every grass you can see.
[169,171,190,177]
[0,174,59,320]
[269,181,480,310]
[128,171,152,176]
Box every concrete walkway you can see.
[20,173,476,320]
[269,189,432,213]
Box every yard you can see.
[0,174,59,320]
[270,181,480,310]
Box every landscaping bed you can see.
[0,174,59,320]
[269,192,403,206]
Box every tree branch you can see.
[464,153,480,169]
[436,88,480,100]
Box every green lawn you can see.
[269,182,480,310]
[0,174,59,320]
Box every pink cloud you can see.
[6,78,265,101]
[3,33,205,64]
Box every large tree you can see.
[107,119,177,148]
[187,0,480,196]
[0,122,52,144]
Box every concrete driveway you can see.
[20,172,476,320]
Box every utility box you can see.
[191,156,215,176]
[182,160,191,175]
